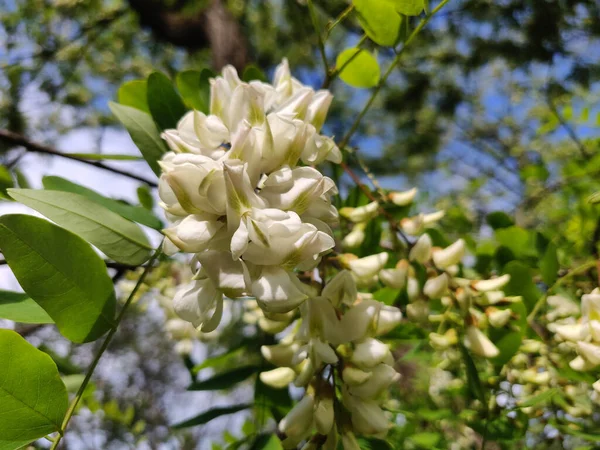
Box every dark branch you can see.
[0,129,158,187]
[126,0,249,71]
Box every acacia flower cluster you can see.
[259,271,402,448]
[554,288,600,394]
[339,198,516,361]
[158,61,405,446]
[158,59,341,332]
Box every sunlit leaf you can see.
[0,214,116,343]
[9,189,152,266]
[109,101,167,176]
[353,0,401,46]
[176,69,213,113]
[147,72,188,130]
[42,176,161,230]
[0,289,53,324]
[117,79,149,112]
[0,329,68,449]
[336,48,380,88]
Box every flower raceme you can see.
[159,59,340,331]
[158,60,404,445]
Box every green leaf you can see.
[502,261,542,311]
[42,176,161,230]
[14,169,30,189]
[250,435,283,450]
[176,69,213,113]
[408,432,441,448]
[109,101,168,176]
[358,437,394,449]
[147,72,188,130]
[336,48,380,88]
[459,344,486,403]
[0,165,14,199]
[495,226,537,259]
[117,79,149,113]
[65,153,142,161]
[137,185,154,210]
[192,345,248,374]
[540,241,559,285]
[188,366,260,391]
[373,287,401,306]
[588,191,600,204]
[353,0,401,46]
[388,0,424,16]
[9,189,152,266]
[0,329,68,448]
[518,388,558,408]
[0,289,53,324]
[490,331,522,367]
[0,214,116,343]
[242,65,267,82]
[172,404,251,429]
[486,211,514,230]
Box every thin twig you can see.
[324,4,354,38]
[0,129,158,187]
[527,260,596,324]
[547,95,589,158]
[307,0,329,75]
[338,0,451,150]
[50,247,163,449]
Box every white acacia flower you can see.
[409,234,432,263]
[432,239,465,269]
[339,201,379,223]
[464,326,499,358]
[389,187,417,206]
[346,252,389,287]
[172,278,223,332]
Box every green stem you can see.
[527,260,596,323]
[338,0,451,150]
[307,0,329,74]
[324,4,354,38]
[50,247,163,449]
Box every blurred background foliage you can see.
[1,0,600,448]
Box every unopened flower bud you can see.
[339,201,379,223]
[429,329,458,350]
[487,307,512,328]
[432,239,465,269]
[341,431,361,450]
[473,274,511,292]
[407,300,429,322]
[278,394,315,438]
[409,234,432,263]
[343,223,366,248]
[314,395,334,434]
[343,366,373,386]
[379,260,408,289]
[423,273,449,299]
[407,276,421,301]
[260,367,296,389]
[389,187,417,206]
[261,343,299,367]
[464,326,499,358]
[351,337,393,368]
[577,341,600,365]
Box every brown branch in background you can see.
[0,129,158,187]
[126,0,249,71]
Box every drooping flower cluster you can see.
[554,288,600,394]
[339,193,518,360]
[158,59,341,332]
[259,271,402,448]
